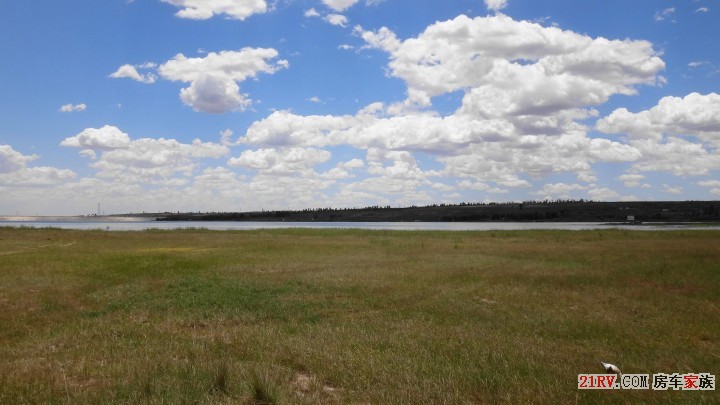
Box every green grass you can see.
[0,227,718,403]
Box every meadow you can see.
[0,227,718,404]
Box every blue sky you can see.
[0,0,718,215]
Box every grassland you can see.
[0,227,718,404]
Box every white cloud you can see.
[0,145,36,173]
[339,158,364,169]
[59,103,87,113]
[307,96,322,103]
[228,147,331,175]
[695,7,710,13]
[113,49,287,113]
[159,49,287,83]
[338,44,354,50]
[304,8,320,17]
[597,93,720,143]
[322,159,365,179]
[618,173,645,188]
[322,0,358,12]
[532,183,586,199]
[588,187,620,201]
[231,14,671,206]
[161,0,267,20]
[542,183,586,194]
[484,0,508,12]
[354,25,400,53]
[324,13,348,27]
[59,13,715,212]
[220,129,235,146]
[180,74,251,114]
[60,126,132,150]
[587,139,641,162]
[358,15,664,111]
[630,137,720,176]
[698,180,720,188]
[0,145,75,186]
[158,48,288,113]
[366,149,438,181]
[597,93,720,176]
[457,180,509,194]
[61,126,229,182]
[0,166,76,186]
[109,64,157,84]
[655,8,675,22]
[241,110,352,147]
[662,184,683,195]
[98,138,228,180]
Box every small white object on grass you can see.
[601,362,622,375]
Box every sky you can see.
[0,0,719,216]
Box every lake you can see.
[0,217,717,231]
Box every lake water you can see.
[0,217,717,231]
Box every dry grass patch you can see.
[0,227,718,403]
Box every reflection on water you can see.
[0,218,716,231]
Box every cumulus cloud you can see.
[324,13,349,27]
[618,173,645,188]
[597,93,720,176]
[112,49,287,113]
[588,187,620,201]
[698,180,720,188]
[61,125,132,150]
[484,0,508,12]
[596,93,720,143]
[59,103,87,113]
[229,147,331,175]
[241,108,637,187]
[61,126,229,181]
[339,158,365,169]
[0,166,77,186]
[531,182,586,200]
[0,145,75,186]
[157,48,288,113]
[220,129,235,146]
[662,184,683,194]
[179,74,251,114]
[161,0,267,20]
[458,180,493,191]
[354,25,400,53]
[537,183,586,195]
[77,13,716,210]
[304,8,320,17]
[109,64,157,84]
[631,137,719,176]
[358,14,664,111]
[322,0,359,12]
[0,145,36,173]
[655,8,675,22]
[234,15,669,202]
[322,159,365,179]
